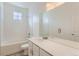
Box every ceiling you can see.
[9,2,46,13]
[9,2,65,15]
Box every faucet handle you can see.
[27,32,31,38]
[72,33,75,36]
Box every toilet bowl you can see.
[21,44,29,56]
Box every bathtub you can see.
[0,40,28,56]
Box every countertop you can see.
[29,37,79,56]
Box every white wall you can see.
[0,3,1,40]
[0,3,4,45]
[1,3,29,44]
[28,9,40,37]
[23,2,46,37]
[0,2,46,44]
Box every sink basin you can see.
[42,37,48,39]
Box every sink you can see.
[42,37,48,40]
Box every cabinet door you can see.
[28,41,33,56]
[33,44,40,56]
[40,49,51,56]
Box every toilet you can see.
[21,44,29,56]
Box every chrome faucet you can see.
[27,32,31,38]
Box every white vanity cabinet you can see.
[40,49,51,56]
[28,38,79,56]
[32,44,40,56]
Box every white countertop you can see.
[29,37,79,56]
[1,40,27,47]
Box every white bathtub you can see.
[0,40,28,56]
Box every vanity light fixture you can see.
[46,2,64,11]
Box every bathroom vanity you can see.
[28,37,79,56]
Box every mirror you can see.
[39,12,49,37]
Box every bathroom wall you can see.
[1,3,29,44]
[0,4,1,48]
[27,3,46,37]
[46,2,79,42]
[0,4,1,40]
[0,3,4,45]
[39,13,43,37]
[28,13,41,38]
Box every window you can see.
[13,12,22,21]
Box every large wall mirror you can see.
[39,2,79,42]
